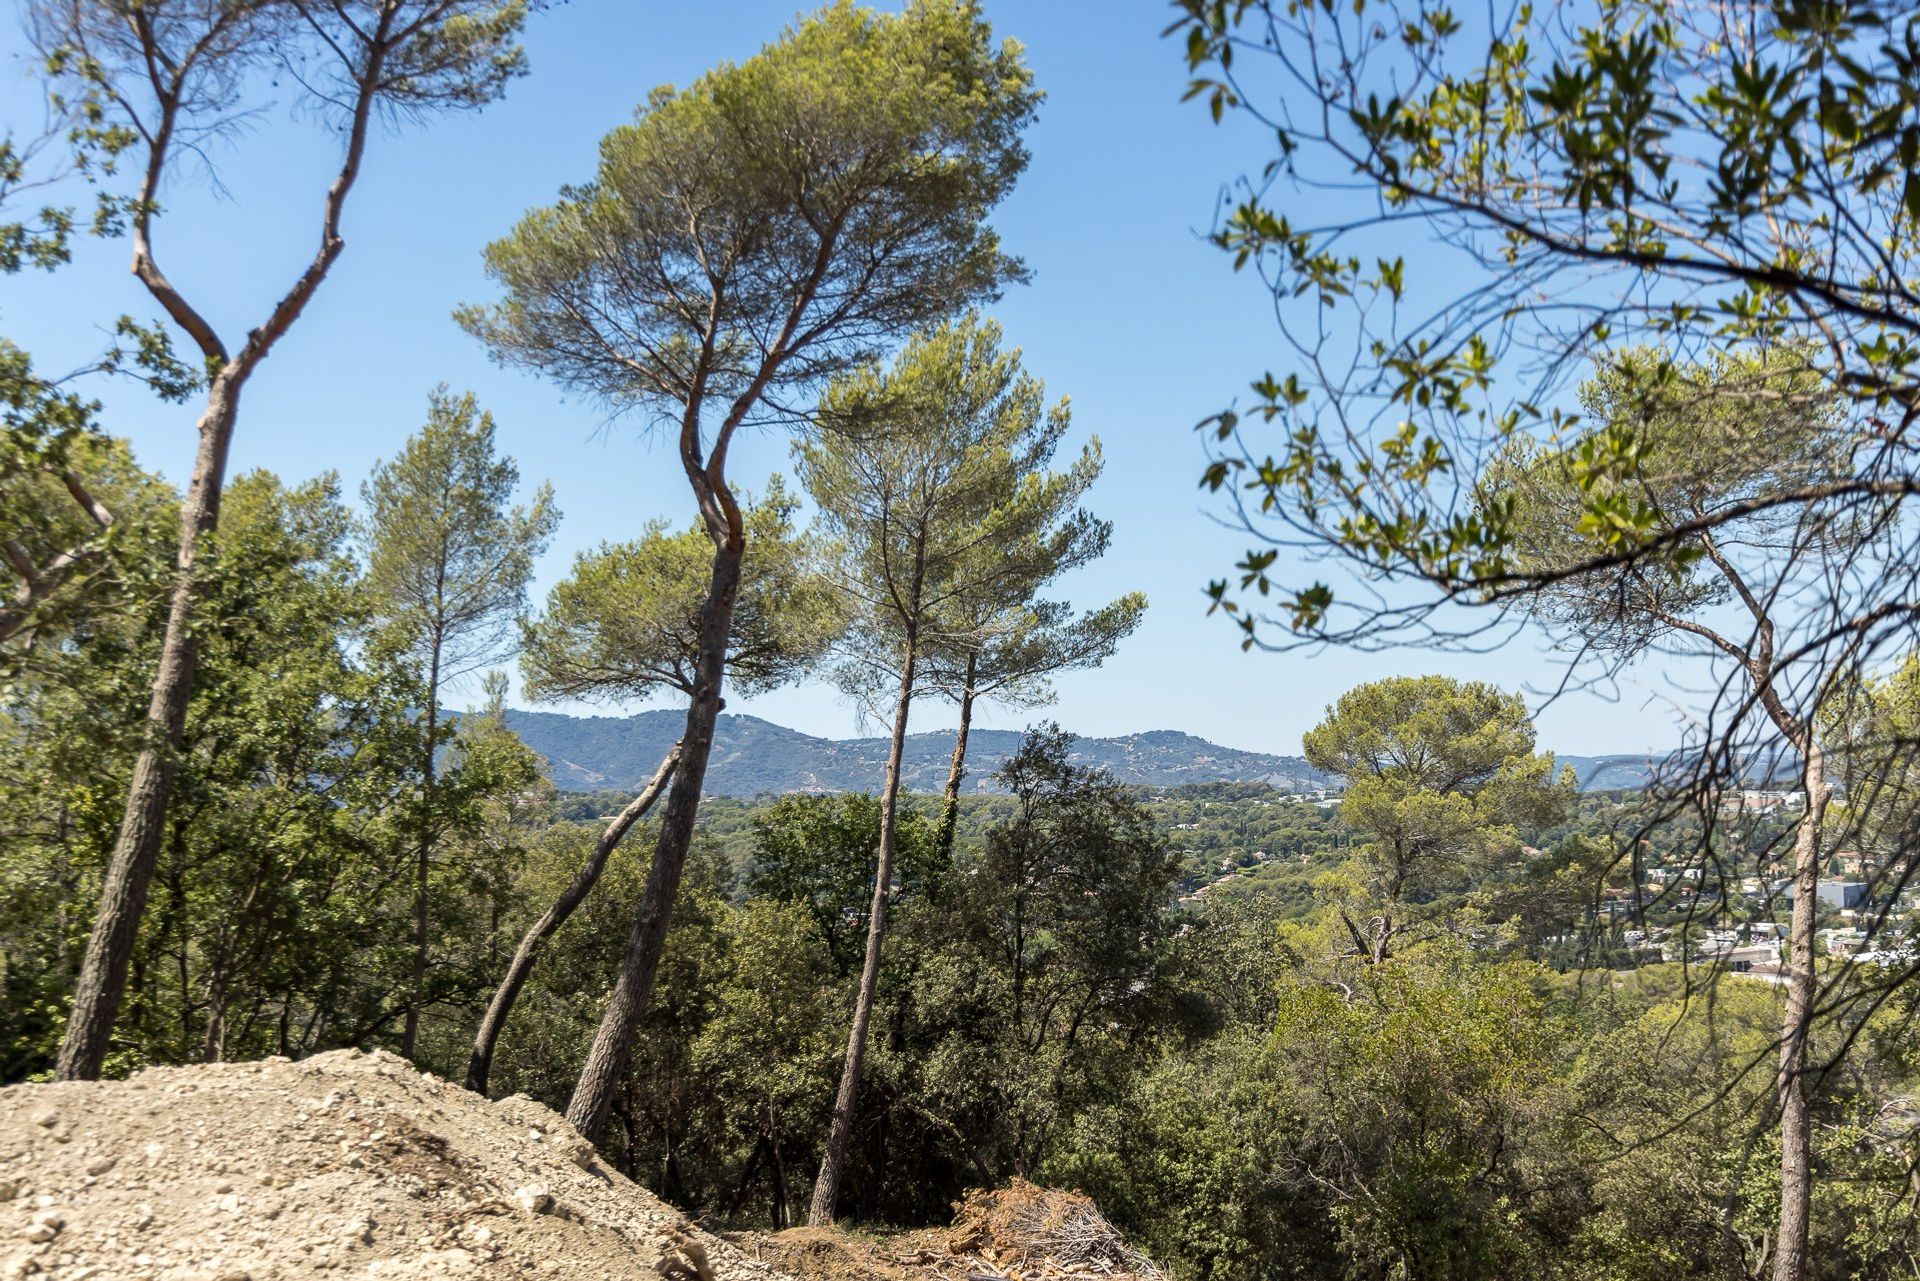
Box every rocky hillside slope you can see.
[0,1049,788,1280]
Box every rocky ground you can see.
[0,1052,1160,1281]
[0,1048,789,1281]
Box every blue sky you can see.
[1,0,1686,756]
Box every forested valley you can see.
[8,2,1920,1279]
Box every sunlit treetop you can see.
[460,0,1040,429]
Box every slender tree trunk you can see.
[55,378,240,1080]
[935,651,978,862]
[467,742,680,1093]
[1773,737,1831,1281]
[859,1105,886,1220]
[565,547,741,1141]
[771,1140,791,1229]
[201,996,225,1064]
[403,651,442,1062]
[52,23,387,1080]
[809,637,918,1225]
[725,1131,768,1219]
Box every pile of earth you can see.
[0,1051,1163,1281]
[0,1048,780,1280]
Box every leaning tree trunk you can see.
[565,547,741,1141]
[467,742,681,1094]
[1774,735,1832,1281]
[934,650,979,863]
[809,636,918,1226]
[55,377,240,1080]
[52,29,385,1080]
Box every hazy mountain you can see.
[503,709,1335,795]
[1556,754,1666,790]
[502,709,1690,797]
[1555,748,1801,792]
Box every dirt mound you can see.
[742,1182,1163,1281]
[0,1048,795,1281]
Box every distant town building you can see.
[1717,789,1806,817]
[1776,880,1870,909]
[1820,927,1870,957]
[1695,941,1782,974]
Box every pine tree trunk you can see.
[809,637,918,1225]
[1773,737,1831,1281]
[565,545,741,1141]
[467,742,680,1094]
[935,652,978,863]
[52,23,385,1078]
[55,379,240,1081]
[403,655,442,1063]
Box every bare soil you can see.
[0,1052,1158,1281]
[0,1048,793,1281]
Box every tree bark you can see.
[53,16,390,1081]
[467,742,680,1093]
[565,547,741,1141]
[809,637,918,1225]
[1673,534,1830,1281]
[55,378,239,1080]
[403,647,443,1062]
[935,651,978,863]
[1773,736,1831,1281]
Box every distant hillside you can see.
[1556,749,1802,791]
[503,709,1335,795]
[1557,753,1666,790]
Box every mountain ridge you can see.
[502,708,1667,796]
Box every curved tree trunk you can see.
[934,651,979,863]
[809,637,918,1225]
[467,742,681,1094]
[565,547,741,1141]
[53,22,389,1080]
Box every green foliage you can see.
[1486,346,1854,654]
[747,793,939,974]
[1171,0,1920,649]
[0,428,172,655]
[1052,1029,1324,1281]
[1827,654,1920,865]
[459,0,1038,424]
[361,386,559,682]
[520,482,840,704]
[941,594,1147,713]
[0,444,547,1078]
[902,724,1179,1179]
[1303,676,1574,958]
[690,897,845,1223]
[0,101,172,652]
[1270,949,1578,1280]
[800,314,1113,698]
[1064,944,1920,1281]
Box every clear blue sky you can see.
[1,0,1683,756]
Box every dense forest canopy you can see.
[6,2,1920,1279]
